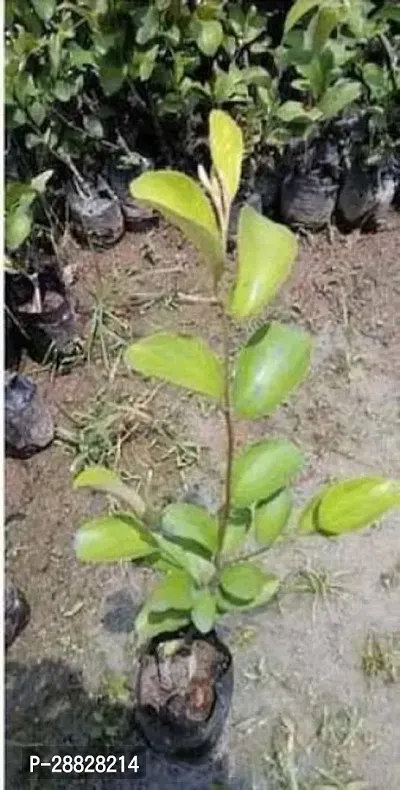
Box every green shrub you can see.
[5,0,399,254]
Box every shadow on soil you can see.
[5,658,257,790]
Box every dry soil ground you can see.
[5,213,400,790]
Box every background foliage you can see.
[5,0,400,256]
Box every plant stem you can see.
[215,299,235,567]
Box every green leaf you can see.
[297,492,321,534]
[69,47,96,68]
[232,439,303,508]
[53,81,76,102]
[99,64,125,96]
[218,572,280,611]
[254,489,292,546]
[213,68,247,104]
[276,101,322,123]
[232,322,312,419]
[316,477,400,536]
[377,6,400,23]
[191,590,217,633]
[312,7,341,52]
[244,574,280,609]
[317,80,362,120]
[162,503,218,555]
[73,466,146,517]
[362,63,387,99]
[220,563,266,602]
[222,508,251,556]
[197,20,223,57]
[29,101,46,127]
[138,45,159,81]
[32,0,56,22]
[229,207,298,320]
[154,534,215,585]
[148,570,193,613]
[136,7,159,45]
[124,332,224,401]
[74,514,156,562]
[6,211,32,250]
[83,116,104,139]
[135,604,190,646]
[241,66,271,86]
[31,169,53,193]
[209,109,244,203]
[284,0,321,35]
[130,171,223,278]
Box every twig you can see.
[132,266,185,278]
[129,291,218,305]
[224,544,273,567]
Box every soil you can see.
[139,637,225,723]
[5,211,400,789]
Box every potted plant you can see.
[72,110,400,758]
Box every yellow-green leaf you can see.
[32,0,56,22]
[297,492,322,534]
[218,571,280,611]
[222,508,251,556]
[6,211,32,251]
[220,563,265,602]
[130,171,223,278]
[197,20,223,57]
[124,332,224,401]
[276,101,322,123]
[162,503,218,555]
[312,7,342,52]
[191,590,217,633]
[229,207,297,320]
[73,466,146,516]
[254,489,292,546]
[75,514,156,562]
[148,570,194,613]
[232,439,303,508]
[154,534,215,585]
[209,109,244,203]
[317,477,400,535]
[232,322,312,419]
[135,603,190,646]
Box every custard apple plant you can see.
[73,109,400,645]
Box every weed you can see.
[99,671,131,706]
[285,564,350,623]
[263,715,301,790]
[243,656,268,685]
[85,293,132,379]
[232,625,258,650]
[317,706,364,756]
[380,558,400,590]
[313,773,368,790]
[361,631,400,683]
[56,389,152,475]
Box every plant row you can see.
[5,0,400,260]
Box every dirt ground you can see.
[5,212,400,790]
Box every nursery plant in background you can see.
[73,110,400,757]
